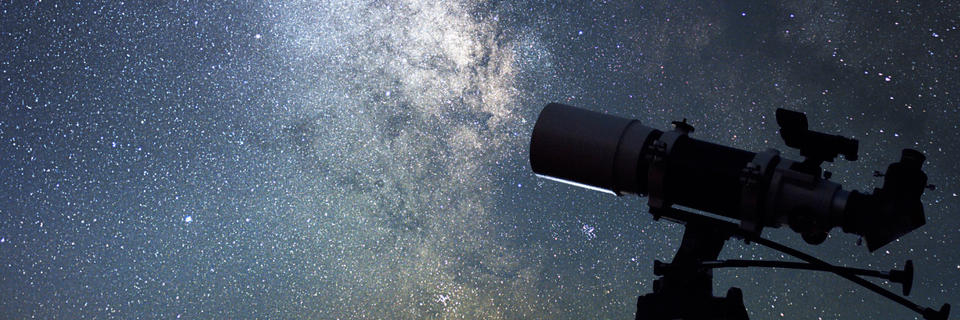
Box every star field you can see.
[1,0,958,319]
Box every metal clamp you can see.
[739,148,781,236]
[647,128,688,211]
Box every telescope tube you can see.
[530,103,928,251]
[531,103,756,218]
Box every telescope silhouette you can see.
[529,103,949,320]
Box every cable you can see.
[743,233,949,320]
[657,207,948,319]
[696,259,912,295]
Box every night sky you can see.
[2,0,958,319]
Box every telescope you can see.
[529,103,949,319]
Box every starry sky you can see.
[1,0,958,319]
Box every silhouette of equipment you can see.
[528,103,949,320]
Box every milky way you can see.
[271,1,545,317]
[2,0,958,319]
